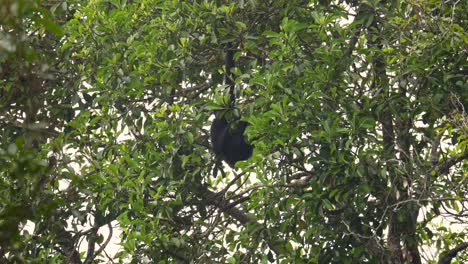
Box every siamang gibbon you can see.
[210,43,253,167]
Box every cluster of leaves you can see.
[0,0,467,263]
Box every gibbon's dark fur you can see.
[210,44,253,167]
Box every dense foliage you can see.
[1,0,467,263]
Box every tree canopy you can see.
[0,0,467,263]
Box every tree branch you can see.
[437,150,468,175]
[55,226,82,264]
[95,222,113,259]
[205,188,285,256]
[83,227,99,264]
[205,189,254,225]
[438,242,468,264]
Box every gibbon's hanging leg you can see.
[210,43,253,169]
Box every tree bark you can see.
[438,242,468,264]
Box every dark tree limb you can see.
[82,222,113,264]
[95,222,113,260]
[55,227,82,264]
[438,242,468,264]
[205,189,254,225]
[364,2,404,263]
[223,196,251,212]
[83,227,99,264]
[437,150,468,175]
[204,188,285,256]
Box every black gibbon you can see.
[210,43,253,167]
